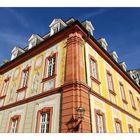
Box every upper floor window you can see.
[17,67,30,93]
[107,71,114,92]
[47,57,56,77]
[137,97,140,112]
[90,59,98,79]
[129,91,136,110]
[115,118,122,133]
[119,82,127,104]
[21,70,29,88]
[95,109,106,133]
[1,77,10,97]
[36,107,53,133]
[8,115,20,133]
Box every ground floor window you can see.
[36,107,53,133]
[114,118,122,133]
[95,109,106,133]
[8,115,20,133]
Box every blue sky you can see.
[0,8,140,70]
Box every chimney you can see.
[110,51,118,62]
[82,20,95,36]
[28,34,43,50]
[11,46,25,60]
[98,38,108,51]
[119,62,127,71]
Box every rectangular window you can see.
[8,115,20,133]
[129,91,136,110]
[120,83,127,103]
[47,57,56,77]
[137,98,140,112]
[95,109,106,133]
[11,119,18,133]
[1,80,9,96]
[90,59,97,79]
[40,112,50,133]
[36,107,53,133]
[21,70,29,88]
[97,114,104,133]
[107,72,114,92]
[128,125,134,133]
[1,77,10,97]
[115,118,122,133]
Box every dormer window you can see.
[49,19,66,36]
[98,38,108,51]
[82,20,95,36]
[119,62,127,71]
[11,47,25,60]
[110,51,118,62]
[28,34,43,50]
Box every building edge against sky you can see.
[0,18,140,133]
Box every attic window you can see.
[28,34,43,50]
[49,19,66,36]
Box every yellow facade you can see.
[86,42,140,132]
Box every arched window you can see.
[31,72,40,94]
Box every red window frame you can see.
[43,52,58,82]
[89,55,100,85]
[8,115,21,133]
[94,109,106,133]
[17,66,30,93]
[128,124,134,133]
[114,118,123,133]
[119,82,128,104]
[129,90,136,110]
[0,77,10,98]
[106,70,116,96]
[36,107,53,133]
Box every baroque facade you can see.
[0,18,140,133]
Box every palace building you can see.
[0,18,140,133]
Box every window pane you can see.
[40,112,50,133]
[22,71,28,88]
[47,57,56,77]
[120,85,125,100]
[97,114,104,133]
[130,92,135,107]
[107,74,113,91]
[91,60,97,79]
[116,122,121,133]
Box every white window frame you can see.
[40,112,50,133]
[91,59,97,79]
[11,119,18,133]
[21,70,29,88]
[47,57,56,77]
[97,114,104,133]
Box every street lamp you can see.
[76,106,85,120]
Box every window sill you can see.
[90,76,101,85]
[17,86,27,93]
[122,99,128,104]
[109,89,116,96]
[42,74,56,83]
[0,95,6,99]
